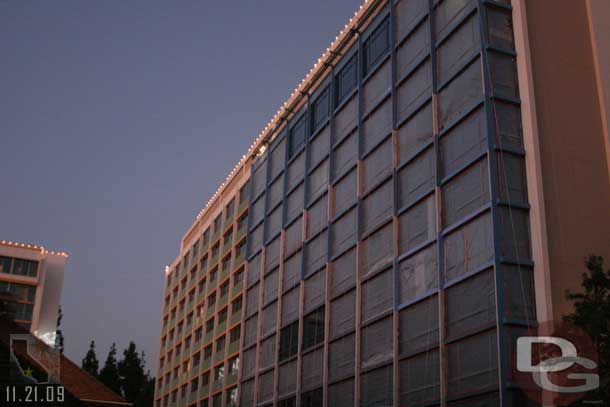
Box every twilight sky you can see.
[0,0,361,372]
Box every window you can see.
[226,387,238,407]
[260,334,276,368]
[262,301,278,336]
[329,334,355,381]
[200,255,208,272]
[446,269,496,339]
[398,245,438,304]
[0,257,39,277]
[283,252,302,292]
[231,296,242,315]
[220,281,229,297]
[361,365,393,407]
[201,371,210,386]
[244,315,258,348]
[239,180,251,205]
[330,290,355,339]
[278,397,296,407]
[302,307,325,350]
[301,388,323,407]
[445,158,491,227]
[279,321,299,361]
[213,215,222,234]
[447,330,498,397]
[228,355,239,375]
[226,198,235,220]
[362,317,393,368]
[362,268,393,320]
[289,114,307,158]
[229,325,241,343]
[304,269,325,314]
[237,212,248,231]
[223,229,233,249]
[215,335,226,355]
[218,308,227,324]
[363,18,389,76]
[233,267,244,286]
[335,55,357,106]
[398,195,436,254]
[443,212,493,281]
[329,379,354,407]
[206,318,215,334]
[192,352,201,367]
[399,295,439,356]
[400,350,440,406]
[311,88,330,131]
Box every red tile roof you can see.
[0,317,130,406]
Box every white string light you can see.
[0,240,69,258]
[192,0,373,225]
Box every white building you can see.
[0,240,67,346]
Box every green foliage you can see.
[99,343,121,395]
[81,340,100,377]
[565,255,610,404]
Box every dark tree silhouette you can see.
[99,343,121,395]
[565,255,610,404]
[55,305,64,354]
[118,342,147,403]
[81,340,100,377]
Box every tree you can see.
[54,305,64,354]
[99,343,121,395]
[134,373,155,407]
[118,342,146,403]
[565,255,610,403]
[81,340,100,377]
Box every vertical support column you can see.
[477,1,509,405]
[273,229,286,406]
[428,1,447,406]
[389,2,400,407]
[324,65,336,407]
[354,30,363,407]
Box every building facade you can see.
[155,0,610,406]
[0,241,67,346]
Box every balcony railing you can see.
[218,294,228,309]
[214,350,225,364]
[216,321,226,336]
[212,378,224,392]
[229,310,240,326]
[227,340,239,356]
[226,373,238,387]
[230,281,242,298]
[199,384,210,399]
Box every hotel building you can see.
[0,240,68,346]
[155,0,610,406]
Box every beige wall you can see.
[518,0,610,321]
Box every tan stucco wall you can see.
[522,0,610,320]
